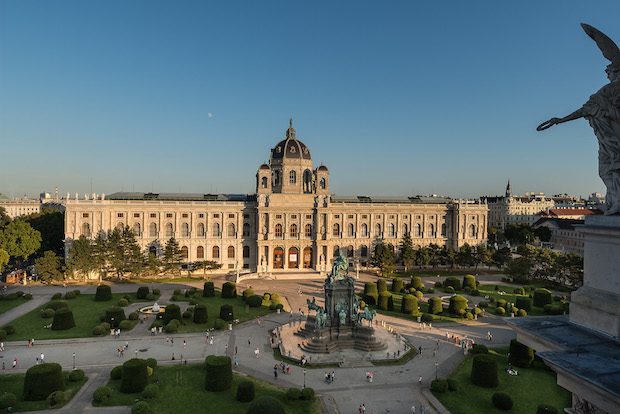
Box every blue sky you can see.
[1,1,618,199]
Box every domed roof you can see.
[317,165,328,172]
[271,119,312,161]
[259,163,270,170]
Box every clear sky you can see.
[1,1,619,199]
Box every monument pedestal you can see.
[571,216,620,338]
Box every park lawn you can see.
[472,286,569,317]
[4,293,141,341]
[388,270,492,278]
[0,370,88,412]
[0,296,31,315]
[433,347,571,414]
[95,363,323,414]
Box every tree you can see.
[505,257,533,282]
[163,237,183,275]
[194,260,222,279]
[444,246,457,269]
[107,227,144,279]
[415,247,430,268]
[145,252,161,276]
[24,209,64,255]
[398,233,415,272]
[491,247,510,269]
[67,235,95,280]
[0,206,11,229]
[457,243,475,268]
[0,248,8,272]
[92,234,108,278]
[534,226,552,243]
[428,243,443,268]
[372,243,395,276]
[504,224,534,245]
[487,226,503,244]
[474,245,492,270]
[35,251,64,282]
[0,220,42,263]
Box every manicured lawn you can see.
[388,270,493,277]
[0,296,31,315]
[471,285,569,317]
[95,363,323,414]
[3,293,143,341]
[0,370,88,411]
[433,347,571,414]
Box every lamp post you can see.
[73,353,76,370]
[135,349,138,358]
[303,369,307,388]
[435,362,438,380]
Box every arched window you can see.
[241,222,249,236]
[149,223,157,237]
[414,223,421,237]
[333,223,340,237]
[290,223,298,238]
[228,246,235,258]
[347,245,354,258]
[243,246,250,258]
[261,176,268,188]
[116,222,124,230]
[347,223,354,238]
[82,223,91,237]
[441,223,447,237]
[374,223,382,237]
[305,223,312,237]
[320,178,326,189]
[212,223,220,237]
[333,245,340,257]
[212,246,220,259]
[402,224,408,236]
[273,170,280,186]
[469,224,476,238]
[197,223,205,237]
[303,169,312,193]
[288,247,299,268]
[181,223,189,238]
[289,170,297,184]
[149,245,157,256]
[165,223,173,237]
[197,246,204,259]
[388,223,395,238]
[133,222,141,237]
[275,224,283,238]
[361,245,368,257]
[361,223,368,238]
[428,224,435,237]
[227,223,235,238]
[181,246,188,259]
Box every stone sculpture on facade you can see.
[537,24,620,215]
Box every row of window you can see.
[83,212,250,219]
[81,222,252,238]
[149,245,250,260]
[330,223,447,238]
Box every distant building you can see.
[0,194,41,219]
[533,218,586,256]
[535,207,603,221]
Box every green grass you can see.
[0,296,31,315]
[0,370,88,412]
[371,347,417,366]
[472,286,569,317]
[94,362,323,414]
[387,270,492,278]
[3,293,142,341]
[272,347,339,369]
[433,347,571,414]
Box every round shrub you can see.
[286,387,300,400]
[391,277,404,292]
[463,275,476,290]
[52,308,76,330]
[121,358,148,393]
[145,293,156,301]
[376,279,387,293]
[492,392,513,410]
[246,395,285,414]
[411,276,424,290]
[429,297,443,314]
[421,313,434,322]
[220,304,234,321]
[447,378,459,391]
[470,354,498,388]
[118,298,129,307]
[378,291,391,311]
[69,369,85,382]
[92,325,105,336]
[434,281,442,288]
[143,358,157,370]
[95,285,112,301]
[6,293,17,300]
[65,290,77,299]
[534,288,552,307]
[132,401,151,414]
[544,304,553,313]
[202,282,215,297]
[164,322,178,333]
[445,286,455,293]
[3,324,16,335]
[431,378,448,393]
[173,289,181,295]
[463,286,471,293]
[42,308,55,318]
[489,297,496,303]
[444,277,461,290]
[465,311,474,320]
[0,393,17,409]
[271,293,280,300]
[137,286,149,299]
[194,304,208,323]
[470,289,480,296]
[163,304,182,325]
[119,320,133,331]
[456,308,466,317]
[428,287,435,293]
[222,282,237,299]
[363,293,378,306]
[214,319,226,330]
[276,303,284,311]
[189,298,198,306]
[105,307,126,327]
[549,306,563,315]
[246,295,263,308]
[537,404,559,414]
[128,311,139,321]
[509,339,534,368]
[100,322,111,330]
[495,307,506,316]
[414,290,423,299]
[183,310,192,319]
[0,329,6,341]
[47,390,65,406]
[517,309,527,317]
[93,386,112,403]
[301,387,315,400]
[448,295,467,314]
[474,307,483,316]
[496,299,507,309]
[471,344,488,354]
[23,363,65,401]
[142,384,159,399]
[46,300,69,311]
[110,365,123,380]
[205,355,232,391]
[242,289,255,301]
[52,292,62,300]
[479,301,489,308]
[515,297,531,311]
[401,294,418,315]
[237,380,255,402]
[263,292,271,300]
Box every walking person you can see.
[2,362,5,373]
[40,353,44,363]
[0,341,4,351]
[418,375,423,386]
[183,340,187,349]
[235,345,238,355]
[171,338,174,347]
[235,357,238,367]
[12,358,17,369]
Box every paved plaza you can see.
[0,273,519,414]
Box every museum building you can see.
[64,121,488,274]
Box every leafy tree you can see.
[372,243,395,276]
[67,235,95,280]
[491,247,511,269]
[427,243,443,268]
[92,234,108,277]
[443,246,457,269]
[504,224,534,245]
[107,227,144,279]
[0,206,11,229]
[457,243,475,268]
[0,220,42,263]
[24,209,64,255]
[534,226,552,243]
[163,237,183,275]
[145,252,161,276]
[0,248,8,272]
[505,257,533,282]
[487,226,503,244]
[398,233,415,272]
[415,247,430,268]
[35,250,64,281]
[194,260,222,279]
[474,244,492,270]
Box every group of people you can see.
[365,371,374,382]
[150,326,163,335]
[324,371,335,383]
[110,328,122,338]
[505,368,519,376]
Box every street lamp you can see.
[303,369,307,388]
[435,362,438,380]
[73,353,76,370]
[135,349,138,358]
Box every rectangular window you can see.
[243,214,250,218]
[305,214,312,220]
[403,215,408,219]
[416,215,421,219]
[134,213,140,218]
[117,213,124,218]
[291,214,297,219]
[213,213,220,218]
[82,213,89,218]
[150,213,157,218]
[375,215,381,219]
[347,215,354,219]
[361,215,368,219]
[389,215,395,219]
[198,213,204,218]
[166,213,173,218]
[182,213,188,218]
[334,215,340,219]
[275,214,282,219]
[228,213,235,219]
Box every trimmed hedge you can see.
[391,277,404,292]
[471,344,488,354]
[301,387,315,400]
[401,294,418,315]
[495,307,506,316]
[515,296,531,311]
[463,275,476,290]
[121,358,148,393]
[378,291,392,311]
[105,307,126,327]
[237,380,255,402]
[52,292,62,300]
[470,354,498,388]
[0,393,17,409]
[42,308,55,318]
[51,308,75,330]
[448,295,467,314]
[93,386,112,403]
[23,363,65,401]
[444,277,461,290]
[247,295,263,308]
[509,339,534,368]
[431,378,448,393]
[534,288,552,307]
[205,355,232,391]
[447,378,458,391]
[69,369,85,382]
[132,401,151,414]
[119,320,133,331]
[163,304,182,325]
[411,276,424,290]
[203,282,215,297]
[429,297,443,314]
[142,384,159,399]
[363,282,379,305]
[242,289,255,301]
[492,392,513,410]
[65,290,77,300]
[95,285,112,301]
[219,304,234,321]
[129,311,139,320]
[137,287,149,299]
[246,396,285,414]
[46,300,69,311]
[421,313,433,322]
[110,365,123,380]
[47,390,65,406]
[194,304,208,323]
[285,388,300,400]
[222,282,237,299]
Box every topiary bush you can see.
[463,275,476,290]
[164,322,178,333]
[183,310,192,319]
[52,292,62,300]
[205,355,232,391]
[214,319,226,330]
[496,299,507,309]
[2,324,16,335]
[132,401,151,414]
[220,304,234,321]
[105,307,126,327]
[448,295,467,314]
[92,325,105,336]
[411,276,424,290]
[470,354,498,388]
[146,293,156,301]
[51,308,76,330]
[194,304,208,323]
[202,282,215,297]
[95,285,112,301]
[517,309,527,317]
[447,378,458,391]
[301,387,315,401]
[431,378,448,393]
[121,358,148,393]
[237,380,255,402]
[471,344,488,354]
[378,291,391,311]
[401,294,418,315]
[93,386,112,403]
[515,296,531,311]
[445,286,455,293]
[46,390,65,406]
[428,296,442,314]
[142,384,159,399]
[246,395,285,414]
[46,300,69,311]
[492,392,513,410]
[271,293,280,301]
[65,290,77,299]
[242,289,255,301]
[137,286,149,299]
[222,282,237,298]
[495,307,506,316]
[509,339,534,368]
[479,301,489,308]
[129,311,139,320]
[414,290,423,299]
[263,293,271,300]
[444,277,461,290]
[285,388,299,400]
[110,365,123,380]
[163,304,182,325]
[0,393,17,409]
[537,404,559,414]
[69,369,85,382]
[376,279,387,293]
[42,308,55,318]
[119,320,133,331]
[549,305,563,315]
[421,313,433,322]
[247,295,263,308]
[391,277,404,292]
[534,288,552,307]
[23,363,65,401]
[118,298,129,307]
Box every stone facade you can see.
[0,196,41,219]
[64,121,488,273]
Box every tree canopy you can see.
[372,243,395,276]
[35,250,64,281]
[0,220,42,263]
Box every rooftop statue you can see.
[537,24,620,215]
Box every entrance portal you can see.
[288,247,299,268]
[303,247,312,268]
[273,247,283,269]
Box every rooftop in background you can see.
[537,208,604,217]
